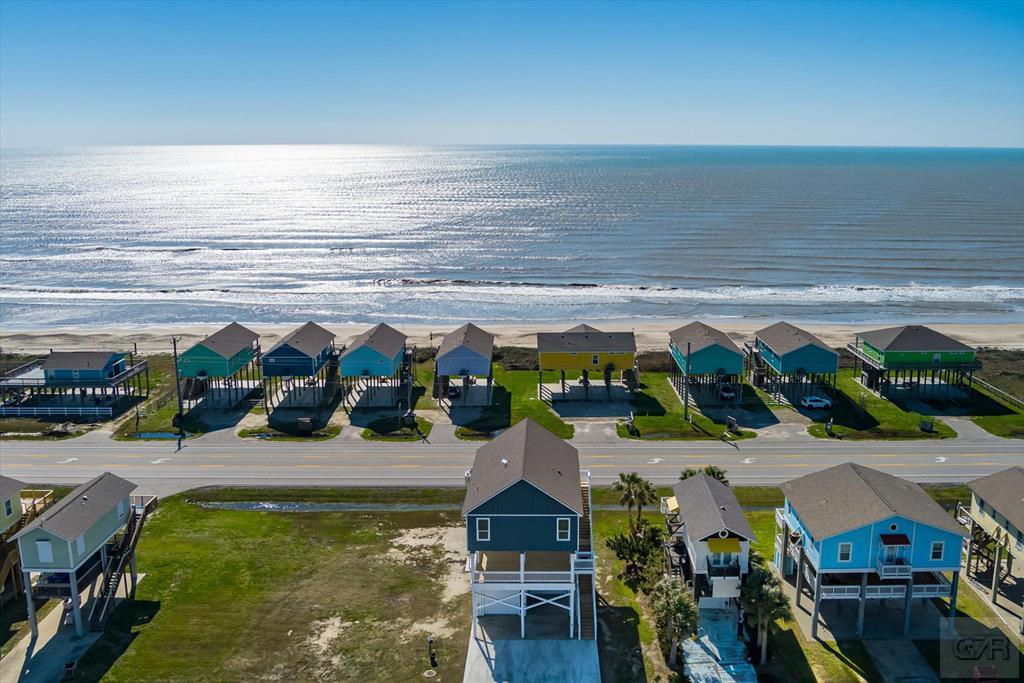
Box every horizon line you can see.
[2,142,1023,151]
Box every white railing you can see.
[0,405,113,417]
[913,583,951,598]
[803,565,816,591]
[877,558,913,578]
[474,571,574,584]
[661,497,674,515]
[820,585,862,599]
[866,585,906,599]
[775,507,786,529]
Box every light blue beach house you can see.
[339,323,407,378]
[434,323,495,406]
[668,321,745,400]
[463,419,596,640]
[748,321,839,397]
[775,462,966,638]
[12,473,157,637]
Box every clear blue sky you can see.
[1,0,1022,147]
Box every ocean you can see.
[1,145,1022,329]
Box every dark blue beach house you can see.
[261,322,335,378]
[463,419,597,640]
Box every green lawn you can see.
[414,363,437,410]
[617,373,756,441]
[806,368,956,440]
[237,424,342,441]
[361,416,433,441]
[451,368,573,439]
[112,354,204,439]
[72,494,470,682]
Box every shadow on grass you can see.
[758,625,818,683]
[64,600,162,681]
[796,389,880,432]
[891,386,1016,418]
[702,385,780,429]
[597,597,646,683]
[0,596,51,655]
[627,383,668,417]
[449,386,512,434]
[268,389,345,433]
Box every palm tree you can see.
[613,472,643,536]
[741,565,792,664]
[679,465,729,485]
[651,576,699,666]
[633,477,658,530]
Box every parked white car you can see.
[800,395,833,409]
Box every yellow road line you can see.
[303,455,328,459]
[296,465,322,469]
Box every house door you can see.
[884,545,898,563]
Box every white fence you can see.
[0,406,113,418]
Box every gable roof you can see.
[0,476,25,503]
[857,325,974,353]
[41,352,118,371]
[437,323,494,361]
[267,321,335,358]
[197,322,259,358]
[968,467,1024,532]
[669,322,742,356]
[341,323,406,359]
[755,321,835,357]
[12,472,136,542]
[537,326,637,354]
[671,474,754,541]
[463,419,582,516]
[779,462,965,540]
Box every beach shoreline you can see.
[1,319,1021,354]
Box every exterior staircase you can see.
[576,478,597,640]
[578,574,596,639]
[87,496,158,631]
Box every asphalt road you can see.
[1,417,1020,496]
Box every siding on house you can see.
[43,352,125,383]
[178,342,256,378]
[437,346,491,377]
[816,515,963,572]
[757,338,838,375]
[862,342,976,367]
[339,345,403,377]
[670,341,744,376]
[466,481,578,552]
[17,498,130,571]
[538,350,635,372]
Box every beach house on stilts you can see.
[260,321,337,412]
[176,322,261,409]
[463,419,597,640]
[434,323,495,408]
[775,463,966,639]
[12,473,158,637]
[668,321,745,404]
[339,323,410,409]
[536,325,637,402]
[847,325,979,397]
[0,477,55,608]
[745,322,838,401]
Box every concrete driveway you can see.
[462,634,600,683]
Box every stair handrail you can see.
[88,497,157,628]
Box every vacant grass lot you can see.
[450,367,573,439]
[73,493,471,682]
[617,372,756,441]
[806,368,956,440]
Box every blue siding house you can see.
[435,323,495,406]
[775,463,966,638]
[339,323,406,377]
[668,321,745,401]
[261,322,335,378]
[750,322,839,397]
[42,352,126,384]
[463,419,597,640]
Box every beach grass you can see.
[805,368,956,440]
[70,494,470,682]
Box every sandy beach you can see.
[1,320,1021,355]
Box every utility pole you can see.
[171,336,185,435]
[683,341,691,422]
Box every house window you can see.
[3,499,11,516]
[36,540,54,564]
[711,552,733,566]
[76,535,86,555]
[476,517,490,542]
[838,542,852,562]
[592,354,599,364]
[930,541,944,561]
[556,518,571,542]
[117,500,126,517]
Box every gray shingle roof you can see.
[0,476,26,503]
[669,322,742,356]
[437,323,494,362]
[41,352,118,371]
[12,472,136,542]
[462,419,582,516]
[779,463,965,540]
[537,326,637,354]
[268,321,335,358]
[341,323,407,359]
[755,321,835,357]
[197,322,259,358]
[671,474,754,541]
[857,325,974,353]
[968,467,1024,532]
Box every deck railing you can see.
[866,584,906,599]
[0,406,114,417]
[474,570,574,584]
[0,359,148,388]
[877,557,913,578]
[820,585,862,599]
